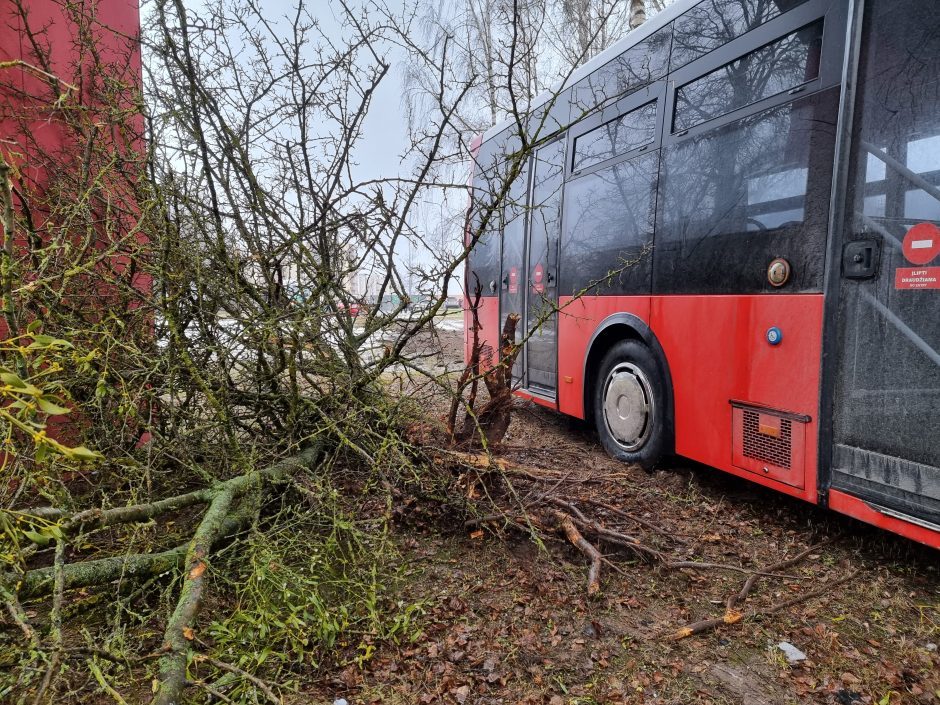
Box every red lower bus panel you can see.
[551,294,824,503]
[651,294,824,503]
[517,294,939,545]
[464,295,500,372]
[828,489,940,550]
[557,295,650,419]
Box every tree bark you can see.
[153,486,236,705]
[629,0,647,29]
[461,312,521,447]
[17,509,254,599]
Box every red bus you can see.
[465,0,940,549]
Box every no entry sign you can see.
[532,262,545,294]
[902,223,940,265]
[508,266,519,294]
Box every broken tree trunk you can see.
[457,312,521,447]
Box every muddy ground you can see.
[315,328,939,705]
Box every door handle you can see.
[842,238,880,279]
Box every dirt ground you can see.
[315,328,939,705]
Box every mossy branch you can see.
[151,443,323,705]
[152,485,236,705]
[15,444,324,601]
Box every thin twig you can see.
[87,659,131,705]
[665,569,861,640]
[578,496,686,545]
[555,510,603,596]
[191,680,234,704]
[195,655,281,705]
[1,585,39,648]
[727,541,831,611]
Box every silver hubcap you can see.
[603,362,653,451]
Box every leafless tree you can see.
[0,0,682,701]
[0,0,532,700]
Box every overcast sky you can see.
[318,1,413,185]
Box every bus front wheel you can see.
[593,340,669,470]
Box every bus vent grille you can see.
[479,344,494,369]
[742,409,792,469]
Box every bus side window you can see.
[673,20,823,133]
[569,26,671,118]
[560,151,657,296]
[670,0,813,72]
[572,101,657,173]
[467,162,506,296]
[653,88,839,295]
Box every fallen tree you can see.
[1,0,516,699]
[444,449,849,642]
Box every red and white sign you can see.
[508,266,519,295]
[895,266,940,290]
[532,262,545,294]
[902,223,940,265]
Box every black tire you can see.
[592,339,671,470]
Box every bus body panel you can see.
[464,296,500,373]
[651,294,823,503]
[557,295,651,419]
[557,293,824,503]
[828,490,940,550]
[465,0,939,547]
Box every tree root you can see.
[460,473,846,631]
[665,553,857,641]
[548,497,662,562]
[451,448,849,640]
[555,510,603,596]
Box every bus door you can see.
[499,161,528,386]
[829,0,940,526]
[523,138,566,396]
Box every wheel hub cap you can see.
[603,363,652,451]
